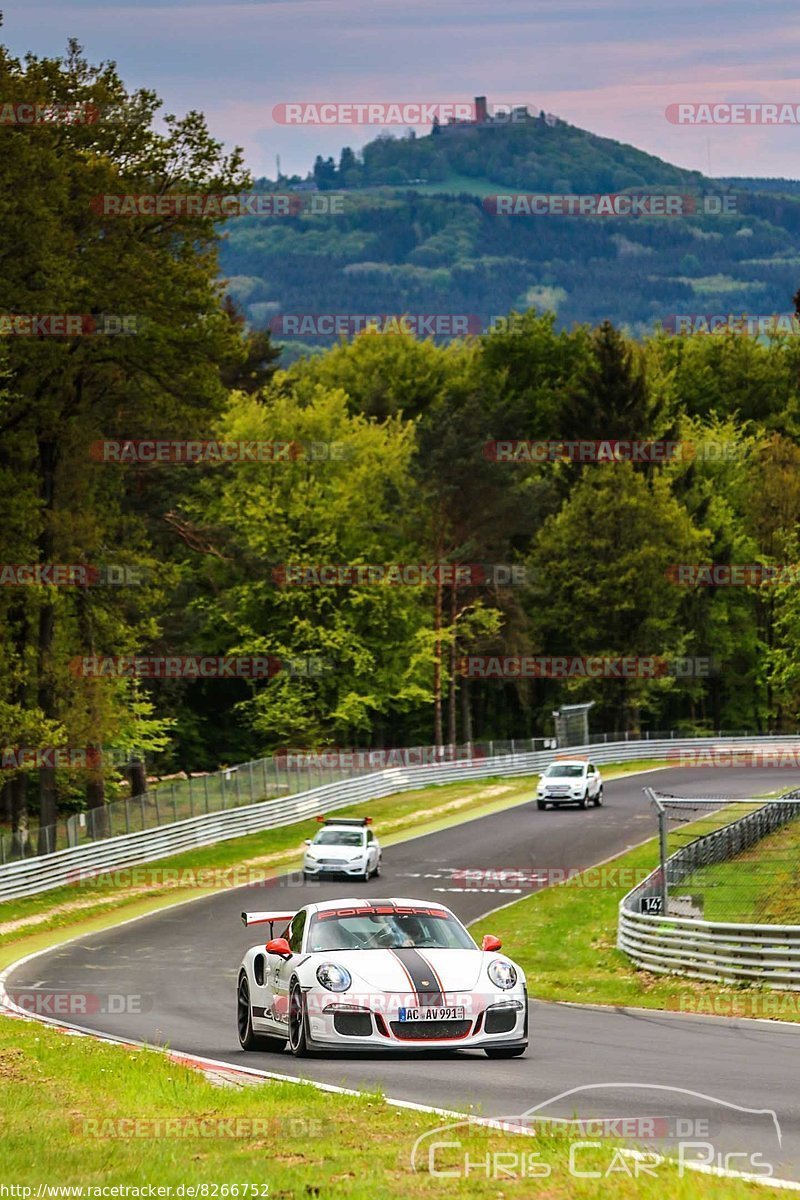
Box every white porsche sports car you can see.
[237,897,528,1058]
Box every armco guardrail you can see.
[4,734,800,902]
[618,789,800,989]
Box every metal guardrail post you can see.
[645,787,669,915]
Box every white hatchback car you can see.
[303,817,381,881]
[535,760,603,810]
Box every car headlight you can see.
[316,963,352,992]
[488,959,517,990]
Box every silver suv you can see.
[535,760,603,810]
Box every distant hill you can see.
[717,177,800,195]
[221,116,800,357]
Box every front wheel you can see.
[594,787,603,807]
[579,792,589,809]
[536,800,547,811]
[485,1044,527,1059]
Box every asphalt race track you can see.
[7,766,800,1183]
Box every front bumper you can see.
[303,992,528,1051]
[303,859,367,877]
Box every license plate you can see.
[397,1006,466,1021]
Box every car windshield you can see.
[545,764,585,778]
[313,830,364,846]
[308,906,475,951]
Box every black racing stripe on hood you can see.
[390,948,445,1005]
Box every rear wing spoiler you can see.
[241,911,295,928]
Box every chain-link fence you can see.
[4,728,800,866]
[0,742,497,864]
[644,788,800,923]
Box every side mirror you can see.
[482,934,502,952]
[265,937,292,959]
[304,839,312,846]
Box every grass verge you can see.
[0,1015,766,1196]
[678,815,800,924]
[470,808,800,1023]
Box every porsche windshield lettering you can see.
[308,909,475,951]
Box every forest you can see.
[3,40,800,842]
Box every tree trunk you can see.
[7,602,30,853]
[1,777,11,823]
[461,675,473,746]
[77,589,108,838]
[128,757,148,799]
[36,438,58,854]
[11,774,29,858]
[433,560,443,747]
[447,583,458,749]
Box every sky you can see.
[3,0,800,180]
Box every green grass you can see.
[470,800,800,1023]
[0,759,668,957]
[677,814,800,924]
[0,1016,766,1196]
